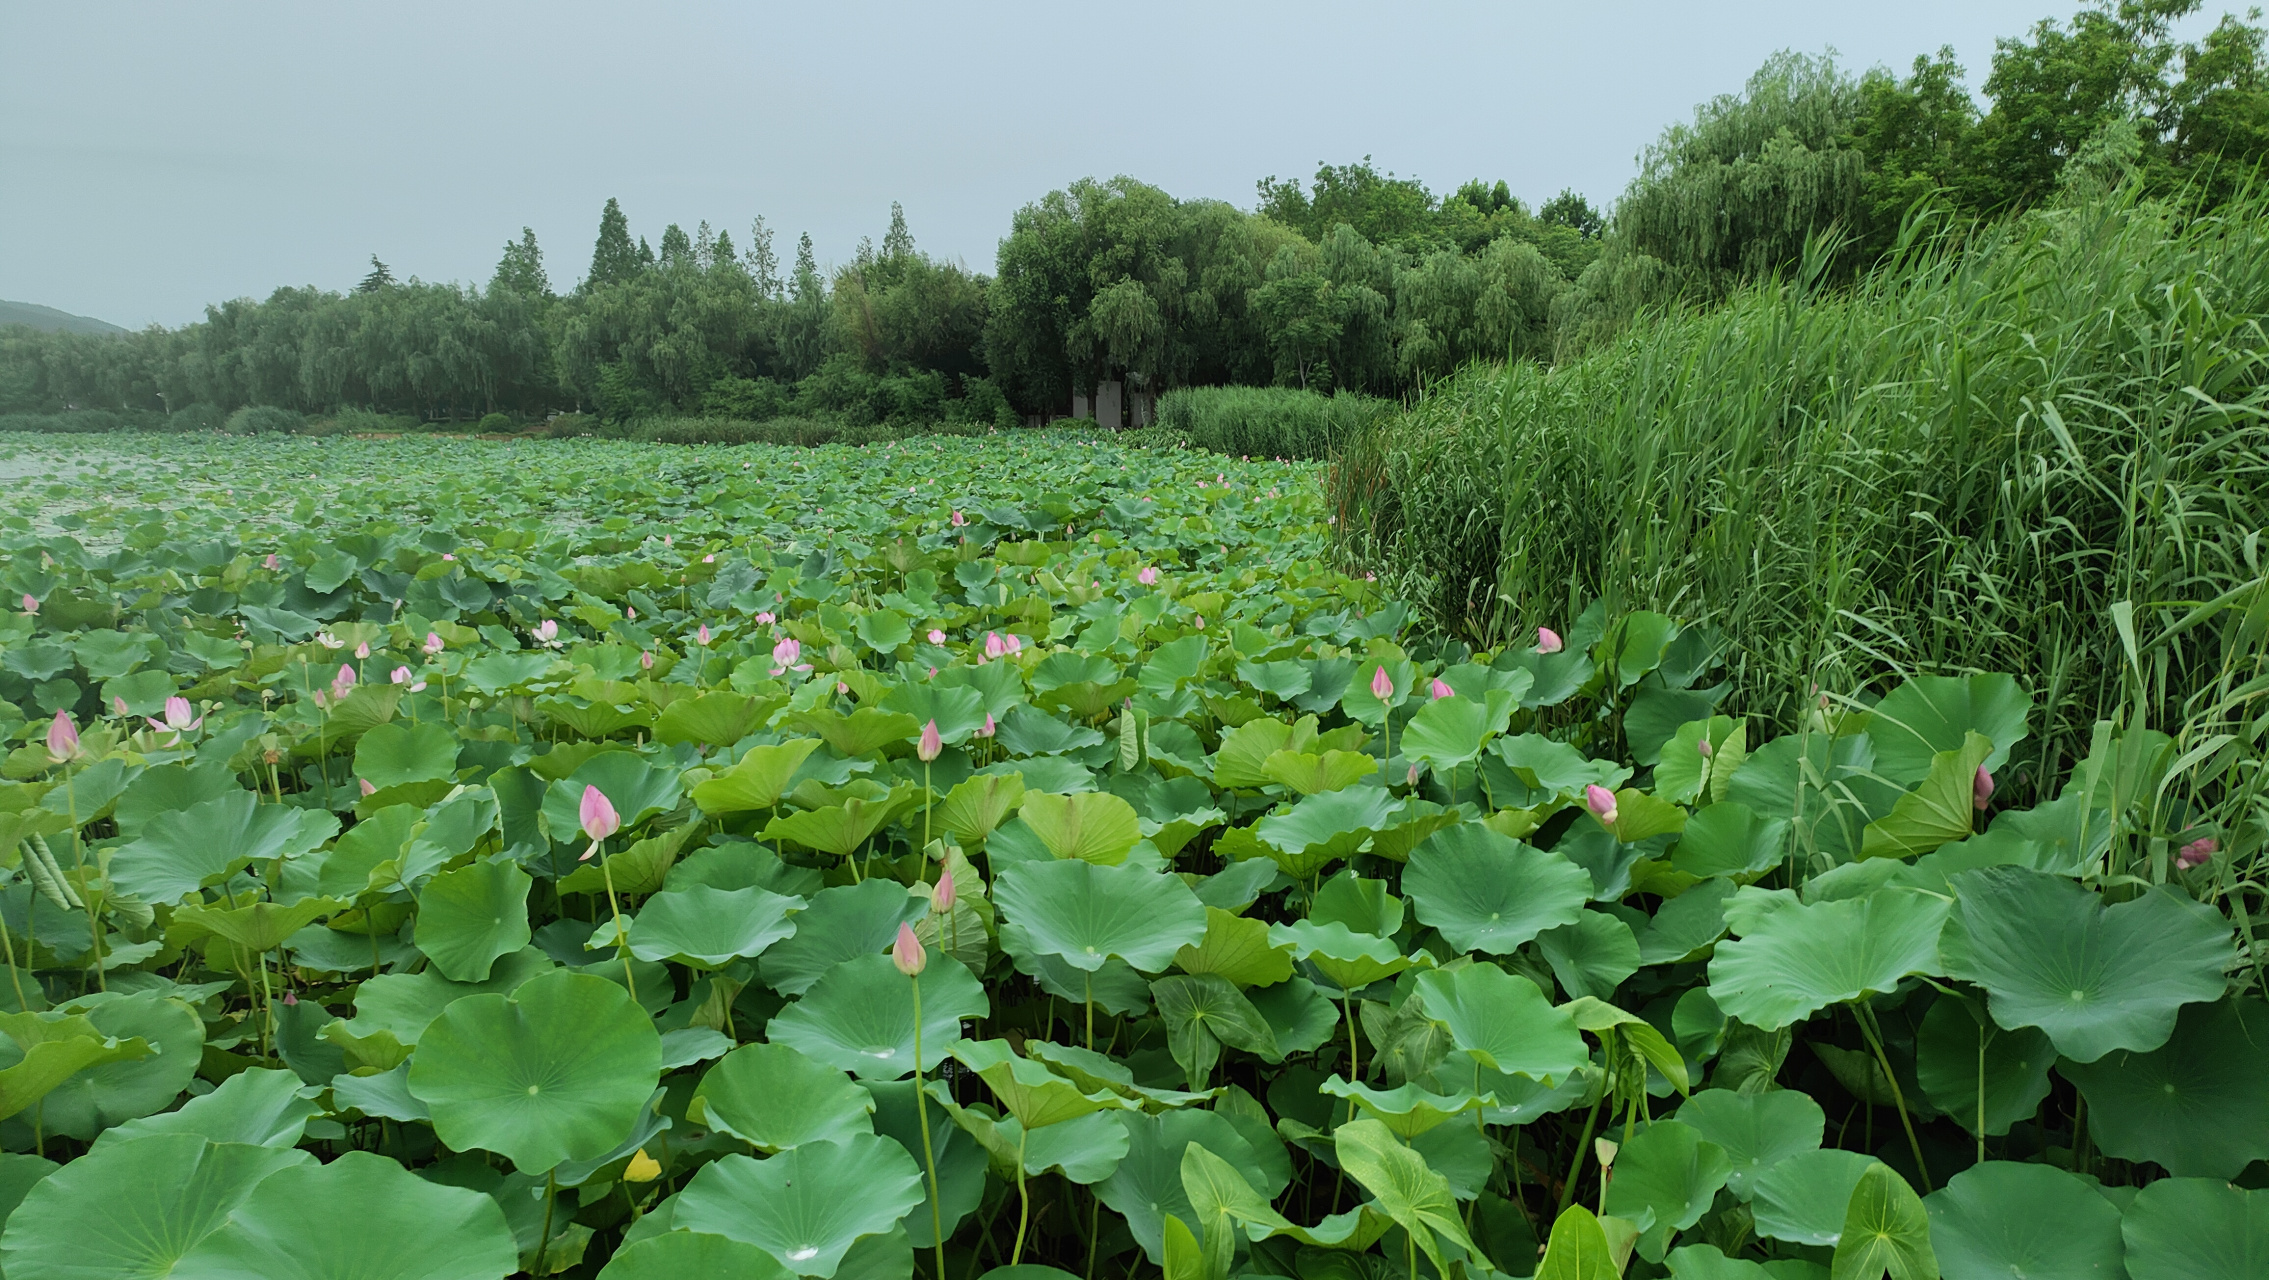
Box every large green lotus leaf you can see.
[353,720,461,790]
[1922,1161,2121,1280]
[1830,1162,1933,1280]
[112,762,239,839]
[765,790,918,860]
[935,1092,1130,1184]
[1636,878,1736,964]
[1269,920,1431,992]
[1911,995,2052,1137]
[333,947,554,1048]
[693,1042,874,1153]
[1706,887,1948,1030]
[996,859,1206,974]
[1403,823,1592,954]
[1249,978,1341,1059]
[863,1077,989,1248]
[457,650,560,695]
[1152,974,1280,1088]
[312,802,420,897]
[1178,1142,1395,1253]
[112,790,338,904]
[30,993,202,1140]
[1319,1076,1487,1138]
[1866,674,2030,788]
[1940,867,2231,1062]
[760,880,925,997]
[0,1013,153,1126]
[1212,716,1317,790]
[1535,1205,1619,1280]
[878,682,987,744]
[628,884,801,968]
[769,953,989,1080]
[1253,785,1405,876]
[673,1136,924,1277]
[541,753,683,836]
[1493,734,1630,801]
[415,858,533,982]
[408,969,662,1173]
[935,772,1026,846]
[1333,1117,1486,1274]
[1599,1120,1732,1262]
[786,707,923,758]
[1723,732,1896,864]
[1750,1148,1878,1246]
[949,1038,1135,1129]
[1261,748,1379,796]
[1859,732,1993,859]
[95,1066,317,1151]
[169,1149,518,1280]
[691,740,822,814]
[0,1134,311,1278]
[2121,1177,2269,1280]
[1172,907,1295,987]
[554,823,697,900]
[1673,1088,1824,1201]
[174,895,348,956]
[2061,997,2269,1178]
[1019,790,1141,865]
[1415,965,1587,1080]
[1401,693,1513,773]
[1668,803,1789,879]
[1538,911,1642,1001]
[1099,1108,1277,1263]
[1652,717,1743,807]
[600,1230,795,1280]
[855,610,914,655]
[654,691,775,748]
[1309,871,1404,936]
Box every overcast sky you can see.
[0,1,2178,328]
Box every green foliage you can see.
[1155,385,1393,460]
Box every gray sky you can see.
[0,1,2158,328]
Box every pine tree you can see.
[745,217,782,297]
[792,232,821,301]
[883,201,915,259]
[358,256,395,292]
[637,237,656,269]
[492,228,550,297]
[693,220,716,268]
[587,198,640,288]
[659,224,693,268]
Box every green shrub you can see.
[1155,385,1394,460]
[223,405,305,435]
[475,412,514,434]
[631,416,994,448]
[170,402,226,432]
[542,413,601,438]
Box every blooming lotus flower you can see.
[423,632,445,656]
[1138,566,1159,586]
[1430,678,1453,700]
[262,554,279,570]
[147,696,203,734]
[316,630,344,650]
[1370,666,1394,701]
[950,510,966,527]
[2177,837,2218,870]
[755,611,776,625]
[703,553,715,563]
[932,868,956,913]
[977,713,996,738]
[773,636,801,668]
[18,595,34,615]
[1536,627,1563,655]
[45,711,81,763]
[580,785,621,841]
[441,553,455,562]
[695,623,711,647]
[1584,784,1619,827]
[984,632,1006,659]
[891,922,927,977]
[534,619,557,643]
[927,629,946,645]
[1973,765,1995,811]
[918,720,942,763]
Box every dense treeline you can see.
[5,0,2267,429]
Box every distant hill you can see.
[0,300,126,336]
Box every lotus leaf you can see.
[1403,824,1592,954]
[768,952,988,1079]
[673,1135,924,1277]
[693,1042,875,1152]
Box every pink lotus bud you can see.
[282,990,297,1006]
[534,619,557,642]
[977,713,996,738]
[1407,764,1421,786]
[263,554,279,570]
[311,691,329,709]
[1430,678,1452,700]
[111,696,129,718]
[927,629,946,645]
[580,785,621,841]
[984,632,1006,658]
[1194,615,1205,630]
[703,553,716,563]
[932,868,956,913]
[625,605,637,620]
[1585,784,1619,827]
[663,536,672,546]
[18,595,34,615]
[1138,566,1159,586]
[891,922,927,977]
[423,632,445,656]
[335,663,356,688]
[918,720,942,762]
[835,681,849,695]
[1697,738,1714,758]
[695,623,711,647]
[390,665,413,684]
[359,778,377,796]
[950,510,966,527]
[2177,837,2218,870]
[1973,765,1995,811]
[640,650,655,670]
[1004,633,1022,654]
[45,711,80,763]
[355,641,370,659]
[1370,666,1394,701]
[1536,628,1563,655]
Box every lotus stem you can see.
[532,1169,557,1276]
[1854,1003,1930,1192]
[1011,1123,1032,1267]
[593,838,637,1002]
[911,976,946,1280]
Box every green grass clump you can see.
[1157,385,1395,460]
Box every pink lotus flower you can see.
[695,623,711,647]
[932,868,956,913]
[441,553,455,562]
[835,681,849,696]
[927,629,946,645]
[625,606,637,620]
[534,619,557,643]
[355,641,370,660]
[580,785,621,841]
[1536,628,1563,655]
[18,595,34,615]
[891,922,927,977]
[640,650,654,670]
[1973,765,1995,811]
[1585,784,1619,827]
[1430,678,1453,700]
[423,632,445,656]
[918,720,942,763]
[703,553,715,563]
[263,554,279,570]
[1138,566,1159,586]
[1370,666,1394,701]
[1004,633,1023,654]
[359,778,376,797]
[1407,764,1421,787]
[755,612,776,625]
[2177,837,2218,870]
[773,636,801,668]
[984,632,1006,659]
[333,663,356,691]
[316,630,344,650]
[390,665,413,684]
[311,691,329,709]
[1194,615,1205,630]
[112,696,129,718]
[1697,738,1714,758]
[977,713,996,738]
[45,711,81,764]
[147,696,202,734]
[950,510,966,527]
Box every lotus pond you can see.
[0,431,2259,1279]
